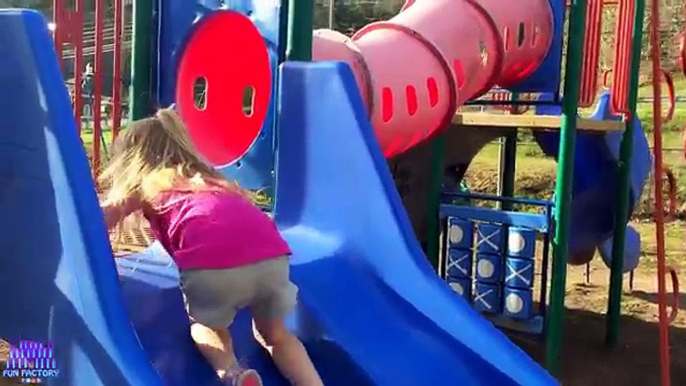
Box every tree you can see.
[314,1,400,35]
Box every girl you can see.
[100,108,324,386]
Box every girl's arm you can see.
[101,195,143,230]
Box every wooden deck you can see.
[452,112,625,132]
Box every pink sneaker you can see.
[226,368,263,386]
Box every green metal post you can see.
[497,131,517,211]
[546,0,588,375]
[426,134,446,271]
[128,0,153,121]
[605,0,646,347]
[498,93,519,211]
[286,0,314,61]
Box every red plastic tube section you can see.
[312,0,553,159]
[396,0,504,102]
[470,0,554,88]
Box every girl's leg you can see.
[181,269,262,385]
[189,322,237,380]
[253,317,323,386]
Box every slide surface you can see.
[116,63,557,385]
[0,10,163,386]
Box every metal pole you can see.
[497,93,518,211]
[287,0,314,61]
[112,0,124,139]
[546,0,588,375]
[426,134,446,271]
[497,131,517,211]
[73,0,85,136]
[92,0,105,176]
[328,0,335,29]
[52,0,63,63]
[129,0,153,120]
[605,0,646,347]
[647,1,672,383]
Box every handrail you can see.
[662,168,677,221]
[679,32,685,78]
[667,267,680,324]
[648,0,672,383]
[660,70,675,123]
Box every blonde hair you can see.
[100,108,250,206]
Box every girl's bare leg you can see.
[190,322,237,380]
[253,318,323,386]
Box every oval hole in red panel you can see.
[532,24,539,47]
[517,22,525,47]
[406,85,418,116]
[176,11,272,167]
[242,85,255,117]
[193,77,208,110]
[452,60,465,89]
[503,27,511,52]
[478,40,488,66]
[382,87,394,123]
[426,77,439,108]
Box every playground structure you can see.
[0,1,681,386]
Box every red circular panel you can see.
[176,11,271,166]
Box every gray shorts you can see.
[179,256,298,328]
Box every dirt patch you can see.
[512,255,686,386]
[464,164,557,204]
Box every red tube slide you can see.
[313,0,554,158]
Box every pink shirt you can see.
[143,189,291,270]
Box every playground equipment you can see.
[52,0,128,173]
[0,0,679,385]
[313,0,653,373]
[312,0,557,157]
[0,5,556,386]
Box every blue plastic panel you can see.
[447,217,474,249]
[446,248,473,279]
[503,287,534,320]
[440,205,550,232]
[476,224,506,254]
[476,253,504,283]
[507,226,537,259]
[156,0,284,192]
[474,283,503,314]
[447,277,473,300]
[505,257,535,289]
[508,0,566,94]
[0,10,162,385]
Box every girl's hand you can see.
[102,194,142,230]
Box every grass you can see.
[466,86,686,213]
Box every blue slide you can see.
[0,10,556,385]
[534,97,651,265]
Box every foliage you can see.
[314,1,400,34]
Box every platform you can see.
[453,112,625,132]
